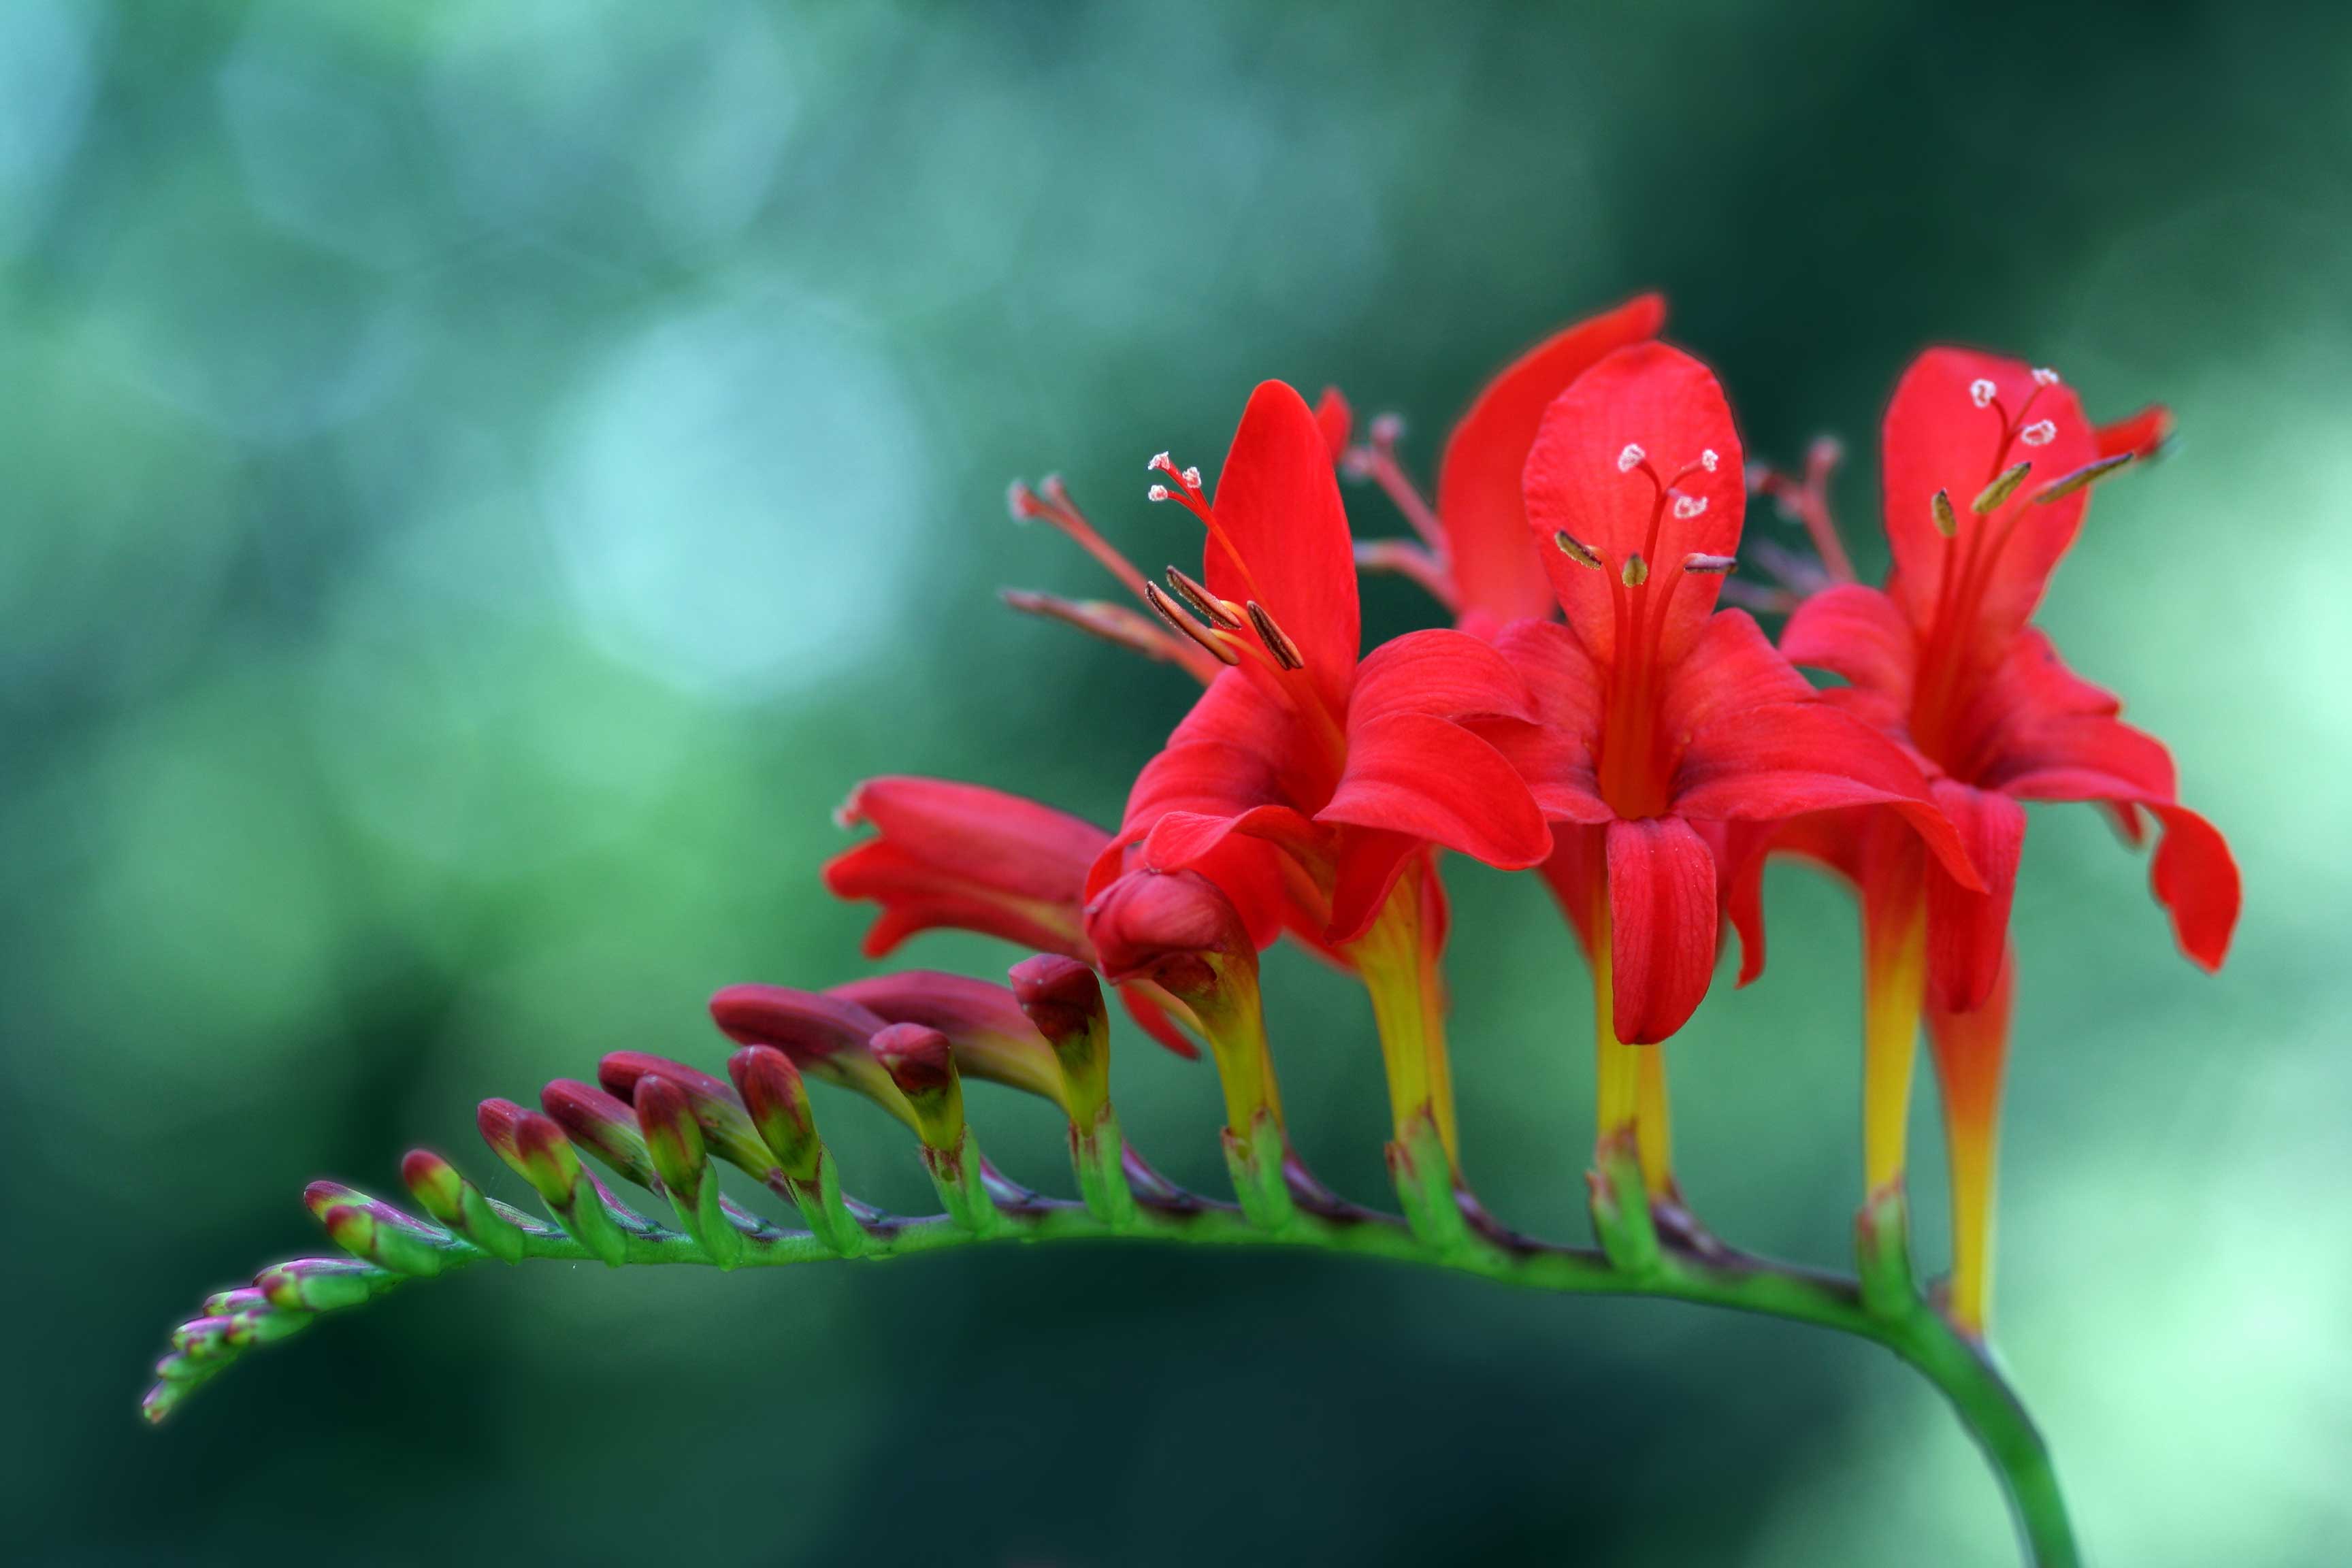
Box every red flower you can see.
[1342,295,1667,634]
[1094,379,1554,1158]
[1765,346,2240,1331]
[1494,342,1981,1192]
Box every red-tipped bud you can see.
[1085,868,1254,1000]
[476,1098,528,1165]
[402,1147,526,1264]
[727,1045,821,1183]
[510,1113,585,1205]
[633,1075,708,1198]
[542,1080,657,1186]
[709,985,885,1063]
[594,1051,777,1178]
[304,1181,447,1278]
[256,1257,377,1312]
[832,970,1066,1110]
[870,1022,963,1152]
[1009,954,1111,1122]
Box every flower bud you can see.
[869,1022,964,1154]
[726,1045,821,1184]
[708,985,914,1126]
[594,1052,778,1180]
[1008,954,1111,1125]
[401,1148,525,1264]
[635,1073,742,1270]
[256,1257,376,1313]
[304,1181,447,1278]
[833,970,1066,1112]
[541,1080,657,1188]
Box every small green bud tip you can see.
[634,1074,708,1195]
[727,1045,821,1183]
[1931,488,1959,536]
[1009,954,1111,1116]
[870,1022,963,1150]
[1971,460,2033,514]
[542,1079,657,1186]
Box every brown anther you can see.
[1931,489,1959,538]
[2031,452,2134,506]
[1553,530,1604,570]
[1164,566,1244,630]
[1143,582,1241,666]
[1621,553,1649,587]
[1680,553,1738,574]
[1245,601,1305,671]
[1972,462,2034,514]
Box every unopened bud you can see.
[401,1148,525,1263]
[304,1181,447,1278]
[1553,530,1603,570]
[1931,489,1959,537]
[256,1257,378,1313]
[633,1075,708,1198]
[595,1052,777,1179]
[727,1045,821,1183]
[541,1079,657,1188]
[1009,953,1111,1123]
[1972,461,2033,514]
[870,1023,964,1154]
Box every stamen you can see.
[1142,583,1241,666]
[1671,494,1709,520]
[1147,452,1175,475]
[1972,461,2033,514]
[1931,489,1959,538]
[1701,449,1720,472]
[2030,452,2134,506]
[1165,566,1244,630]
[1370,413,1405,445]
[1681,553,1737,574]
[1245,601,1305,671]
[1000,589,1215,677]
[1553,530,1604,570]
[2019,420,2057,447]
[1007,480,1045,523]
[1621,553,1649,587]
[1147,484,1171,503]
[2031,367,2059,387]
[1970,379,1997,409]
[1617,443,1646,474]
[1181,466,1203,490]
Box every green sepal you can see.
[922,1132,1004,1237]
[1386,1107,1469,1256]
[784,1147,869,1257]
[1068,1102,1137,1228]
[1588,1131,1661,1277]
[1857,1181,1916,1317]
[1221,1109,1295,1232]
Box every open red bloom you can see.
[1500,342,1981,1047]
[1779,348,2239,1009]
[1093,378,1552,947]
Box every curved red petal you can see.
[1780,583,1918,704]
[1882,349,2096,645]
[1660,608,1817,739]
[1317,711,1552,870]
[1348,627,1536,733]
[1205,380,1360,708]
[1326,826,1424,945]
[1924,781,2026,1013]
[1437,294,1666,627]
[1605,815,1719,1043]
[2095,404,2172,463]
[1117,980,1202,1060]
[1522,342,1745,667]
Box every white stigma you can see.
[1616,442,1646,473]
[1970,378,1997,408]
[1181,466,1203,489]
[2031,367,2059,386]
[1672,494,1709,519]
[1700,449,1719,472]
[1370,412,1405,444]
[1147,483,1171,502]
[2020,420,2057,446]
[1147,451,1173,474]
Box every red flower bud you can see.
[1085,868,1253,1000]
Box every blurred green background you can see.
[7,1,2347,1563]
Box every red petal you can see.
[1348,627,1535,732]
[1536,822,1608,960]
[1659,608,1816,739]
[831,971,1066,1106]
[1313,386,1353,459]
[1605,815,1719,1043]
[1882,349,2097,646]
[1318,711,1552,871]
[1522,342,1744,667]
[2145,804,2238,971]
[2095,404,2172,463]
[1140,804,1326,879]
[824,839,1092,960]
[1780,583,1918,705]
[1437,294,1666,627]
[828,777,1107,901]
[1488,617,1611,823]
[1925,781,2026,1013]
[1117,979,1203,1059]
[1326,826,1424,945]
[1671,699,1979,893]
[1205,380,1361,708]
